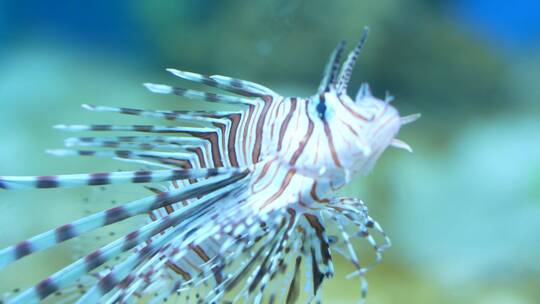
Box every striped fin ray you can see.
[75,224,181,303]
[100,182,251,303]
[201,209,315,304]
[333,215,369,299]
[303,213,333,277]
[84,184,255,303]
[169,206,278,291]
[285,248,303,304]
[321,198,391,301]
[74,183,244,304]
[59,73,281,170]
[143,82,259,105]
[337,27,370,95]
[55,124,234,168]
[118,202,293,303]
[54,124,217,134]
[64,140,188,151]
[8,183,243,303]
[318,40,347,93]
[0,171,249,271]
[249,239,300,304]
[302,214,333,298]
[0,168,227,190]
[9,204,188,303]
[249,223,308,304]
[233,226,286,302]
[234,209,300,303]
[166,68,277,97]
[264,220,308,304]
[214,212,291,303]
[64,135,205,147]
[63,136,210,168]
[47,149,195,168]
[63,136,209,165]
[133,181,334,304]
[58,129,224,166]
[115,183,254,300]
[79,105,241,168]
[327,198,391,261]
[82,104,234,125]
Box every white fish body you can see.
[0,27,418,304]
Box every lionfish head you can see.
[316,27,420,176]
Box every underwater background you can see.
[0,1,539,303]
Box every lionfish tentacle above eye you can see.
[0,27,418,303]
[318,40,347,94]
[337,26,370,95]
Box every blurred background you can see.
[1,0,539,303]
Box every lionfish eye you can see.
[316,95,327,120]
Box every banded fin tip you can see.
[81,104,111,112]
[167,68,201,80]
[64,138,76,147]
[81,104,95,111]
[53,124,86,131]
[400,113,421,125]
[166,68,186,77]
[46,149,77,156]
[390,139,413,153]
[143,83,173,94]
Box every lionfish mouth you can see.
[390,113,421,153]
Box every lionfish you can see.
[0,28,418,303]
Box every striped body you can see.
[0,28,419,303]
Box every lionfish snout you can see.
[343,95,397,174]
[347,85,420,175]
